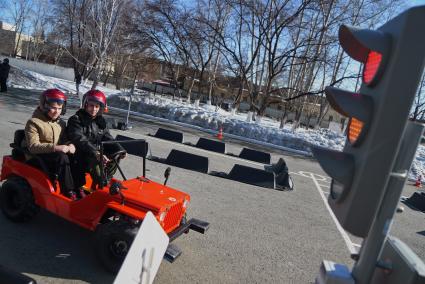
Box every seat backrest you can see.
[13,129,26,148]
[10,130,26,161]
[11,129,53,179]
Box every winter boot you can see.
[66,191,78,201]
[77,188,87,199]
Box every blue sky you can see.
[411,0,425,6]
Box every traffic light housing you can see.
[313,6,425,237]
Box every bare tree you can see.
[50,0,92,78]
[135,0,191,98]
[251,0,313,117]
[411,70,425,121]
[85,0,127,89]
[281,0,406,130]
[204,0,267,110]
[110,2,153,89]
[44,0,406,131]
[26,0,50,61]
[194,0,230,104]
[6,0,32,57]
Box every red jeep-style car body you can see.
[0,131,208,272]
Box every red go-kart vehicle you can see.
[0,130,209,273]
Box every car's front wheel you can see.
[94,220,138,273]
[0,177,39,222]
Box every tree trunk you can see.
[280,111,288,129]
[186,75,197,103]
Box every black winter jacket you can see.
[66,109,123,158]
[0,62,10,80]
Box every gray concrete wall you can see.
[0,30,16,56]
[5,57,74,81]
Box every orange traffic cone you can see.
[415,175,422,187]
[217,127,223,140]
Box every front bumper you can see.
[164,218,210,262]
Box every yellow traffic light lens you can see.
[348,117,364,145]
[363,51,382,85]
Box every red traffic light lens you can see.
[363,51,382,85]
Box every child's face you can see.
[47,102,63,120]
[85,101,101,117]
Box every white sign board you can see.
[114,212,170,284]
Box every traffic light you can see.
[312,6,425,238]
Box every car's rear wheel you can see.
[95,220,138,273]
[0,177,39,222]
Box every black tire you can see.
[95,220,138,273]
[0,177,39,222]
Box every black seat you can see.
[10,129,51,175]
[11,130,27,161]
[13,129,26,147]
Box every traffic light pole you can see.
[352,121,424,283]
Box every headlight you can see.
[182,198,190,208]
[159,211,167,222]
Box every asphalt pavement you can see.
[0,88,422,283]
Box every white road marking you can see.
[301,171,359,254]
[293,171,330,182]
[318,184,330,190]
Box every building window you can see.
[329,115,333,122]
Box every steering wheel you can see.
[108,149,127,160]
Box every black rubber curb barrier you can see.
[154,149,209,173]
[166,150,209,173]
[403,191,425,212]
[238,148,271,164]
[275,172,294,190]
[227,164,276,189]
[209,158,294,191]
[116,121,128,130]
[151,128,183,143]
[264,158,294,190]
[195,138,226,153]
[105,117,118,129]
[115,134,149,158]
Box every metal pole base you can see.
[316,261,355,284]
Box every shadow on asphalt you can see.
[0,209,115,283]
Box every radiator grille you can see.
[163,202,184,232]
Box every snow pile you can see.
[410,146,425,181]
[108,94,346,153]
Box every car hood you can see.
[116,177,189,212]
